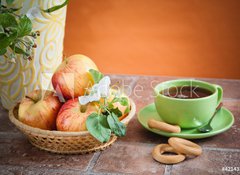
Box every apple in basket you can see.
[56,90,130,132]
[57,69,131,143]
[56,98,99,131]
[18,90,62,130]
[52,54,98,101]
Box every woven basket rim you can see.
[9,99,136,137]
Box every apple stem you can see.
[80,104,87,113]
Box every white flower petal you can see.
[98,76,111,97]
[78,96,90,105]
[78,92,101,105]
[26,7,41,20]
[90,84,99,94]
[88,94,101,102]
[99,85,109,97]
[78,76,111,105]
[99,76,111,87]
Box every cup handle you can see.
[214,85,223,106]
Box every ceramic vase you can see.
[0,0,67,110]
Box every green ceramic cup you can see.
[154,79,223,128]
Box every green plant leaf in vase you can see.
[0,48,7,55]
[6,0,15,5]
[42,0,68,13]
[17,15,32,37]
[0,13,18,50]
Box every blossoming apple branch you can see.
[78,69,130,143]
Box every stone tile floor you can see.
[0,75,239,175]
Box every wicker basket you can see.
[9,99,136,154]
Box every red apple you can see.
[56,98,99,131]
[52,54,98,101]
[18,90,62,130]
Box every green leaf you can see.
[124,106,130,114]
[111,97,119,103]
[119,97,129,106]
[17,15,32,37]
[0,48,7,55]
[107,113,126,137]
[89,69,104,84]
[6,0,15,4]
[0,25,4,33]
[42,0,68,13]
[0,7,22,13]
[110,107,122,118]
[108,102,114,109]
[112,97,129,106]
[86,113,111,143]
[0,14,18,49]
[0,29,17,50]
[0,13,18,28]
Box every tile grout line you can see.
[0,164,85,174]
[85,151,101,173]
[203,147,240,152]
[223,98,240,101]
[164,165,172,175]
[84,149,127,175]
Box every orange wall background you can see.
[64,0,240,79]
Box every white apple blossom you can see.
[78,76,111,105]
[26,7,42,20]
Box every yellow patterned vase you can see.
[0,0,67,110]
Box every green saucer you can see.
[138,103,234,139]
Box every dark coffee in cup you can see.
[160,86,213,99]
